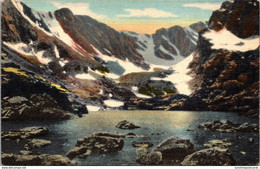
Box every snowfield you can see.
[123,32,185,66]
[104,100,124,107]
[203,28,259,52]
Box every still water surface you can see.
[2,110,259,165]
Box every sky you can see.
[19,0,227,34]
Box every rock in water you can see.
[181,147,236,166]
[116,120,140,129]
[153,136,195,164]
[132,141,154,148]
[24,139,51,150]
[1,153,76,166]
[196,120,259,133]
[2,127,49,140]
[203,139,233,149]
[66,133,124,159]
[136,148,162,165]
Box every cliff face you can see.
[182,0,259,117]
[209,0,259,38]
[54,8,149,69]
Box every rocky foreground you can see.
[2,119,258,166]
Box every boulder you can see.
[125,132,137,138]
[24,139,51,150]
[153,136,195,164]
[132,141,154,148]
[1,94,73,121]
[2,126,49,140]
[93,131,138,138]
[19,150,32,155]
[66,134,124,159]
[181,147,236,166]
[203,139,233,149]
[136,147,162,165]
[197,120,259,133]
[1,153,76,166]
[116,120,140,129]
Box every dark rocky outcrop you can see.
[209,0,259,38]
[66,133,124,159]
[54,8,149,69]
[116,120,140,129]
[24,139,51,150]
[194,120,259,133]
[153,137,195,165]
[153,22,207,60]
[126,94,188,110]
[181,147,236,166]
[203,139,233,149]
[179,0,259,117]
[136,148,162,165]
[1,153,75,166]
[2,127,49,140]
[1,94,73,120]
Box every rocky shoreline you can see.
[2,118,259,166]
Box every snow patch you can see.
[54,45,60,59]
[124,32,184,66]
[104,100,124,107]
[99,89,104,95]
[87,105,100,112]
[203,28,259,52]
[11,0,84,55]
[3,42,52,64]
[34,51,52,64]
[91,45,145,77]
[161,35,180,56]
[165,54,194,95]
[75,73,96,80]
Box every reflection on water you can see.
[167,111,197,129]
[1,110,259,165]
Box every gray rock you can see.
[1,94,73,121]
[153,136,195,164]
[132,141,153,148]
[1,153,76,166]
[136,147,162,165]
[2,126,49,140]
[116,120,140,129]
[7,96,28,104]
[19,150,32,155]
[181,147,236,166]
[196,120,259,133]
[66,133,124,159]
[203,139,233,149]
[25,139,51,150]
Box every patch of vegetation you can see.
[2,67,29,77]
[138,84,165,97]
[74,65,81,72]
[1,53,7,57]
[93,66,109,74]
[83,66,88,73]
[164,88,176,94]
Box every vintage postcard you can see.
[1,0,259,166]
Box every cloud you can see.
[183,3,221,10]
[50,2,106,19]
[117,8,178,18]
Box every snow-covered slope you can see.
[123,22,206,66]
[123,32,185,66]
[203,28,259,52]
